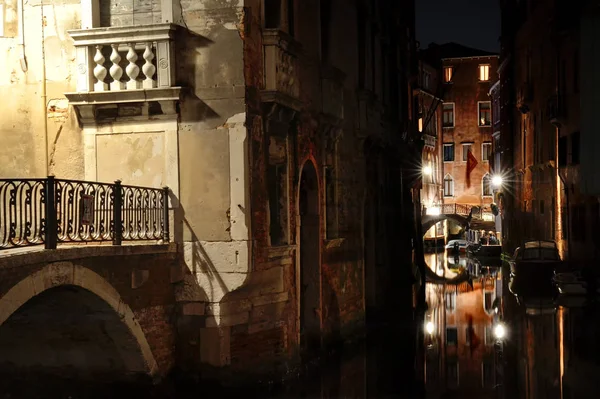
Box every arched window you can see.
[444,174,454,197]
[482,173,492,196]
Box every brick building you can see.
[497,0,600,260]
[418,43,499,240]
[0,0,421,382]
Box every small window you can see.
[443,103,455,127]
[443,143,455,162]
[482,142,492,161]
[571,131,580,165]
[422,70,431,90]
[484,292,494,312]
[482,361,494,388]
[479,64,490,81]
[444,175,454,197]
[479,102,492,126]
[484,326,494,346]
[446,327,458,345]
[462,143,473,162]
[444,66,453,82]
[482,174,492,196]
[446,291,456,312]
[447,360,459,388]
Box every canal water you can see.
[423,251,600,399]
[2,252,599,398]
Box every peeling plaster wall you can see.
[0,0,83,178]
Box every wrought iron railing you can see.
[1,177,169,250]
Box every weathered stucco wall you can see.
[0,0,83,178]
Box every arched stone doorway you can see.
[298,161,321,352]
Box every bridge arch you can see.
[0,261,158,377]
[421,214,468,235]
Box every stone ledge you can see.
[0,242,177,270]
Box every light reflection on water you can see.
[424,250,600,399]
[424,251,502,399]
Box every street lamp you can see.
[492,175,503,188]
[423,165,432,176]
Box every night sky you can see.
[415,0,501,53]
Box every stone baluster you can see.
[125,43,141,90]
[93,45,108,92]
[109,44,125,91]
[142,43,157,89]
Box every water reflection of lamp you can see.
[494,322,506,340]
[425,320,435,334]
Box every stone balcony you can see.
[423,133,436,150]
[65,23,182,124]
[261,29,302,111]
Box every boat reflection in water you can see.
[424,253,502,398]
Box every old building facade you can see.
[0,0,419,380]
[419,44,499,210]
[498,0,599,261]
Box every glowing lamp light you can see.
[491,175,503,187]
[423,165,433,176]
[493,323,506,340]
[426,206,441,216]
[425,321,435,334]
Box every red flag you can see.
[466,148,478,188]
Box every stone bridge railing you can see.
[0,177,169,250]
[424,203,494,220]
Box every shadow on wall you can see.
[174,29,220,124]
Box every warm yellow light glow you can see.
[425,321,435,334]
[492,175,503,187]
[494,323,506,339]
[426,207,441,216]
[423,165,432,176]
[418,117,423,132]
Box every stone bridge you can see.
[0,244,180,381]
[421,203,495,234]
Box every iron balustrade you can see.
[0,176,169,250]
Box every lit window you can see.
[482,174,492,196]
[443,143,454,162]
[443,103,455,127]
[444,175,454,197]
[444,66,453,82]
[462,143,473,162]
[482,142,492,161]
[479,102,491,126]
[479,64,490,81]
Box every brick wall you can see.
[0,245,177,375]
[442,56,498,206]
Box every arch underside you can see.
[0,263,158,380]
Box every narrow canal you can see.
[2,252,599,398]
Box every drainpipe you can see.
[40,1,49,176]
[17,0,27,72]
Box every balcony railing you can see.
[0,177,169,251]
[261,29,301,109]
[65,24,180,106]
